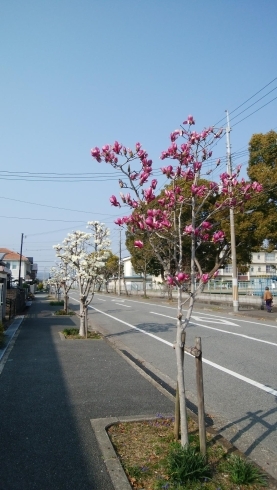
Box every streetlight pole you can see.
[226,110,239,312]
[18,233,24,288]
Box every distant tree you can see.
[102,251,119,292]
[48,266,63,299]
[126,231,161,297]
[246,130,277,250]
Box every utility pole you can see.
[18,233,24,288]
[226,110,239,312]
[118,229,121,296]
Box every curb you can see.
[91,415,172,490]
[91,414,277,490]
[0,316,24,364]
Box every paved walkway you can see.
[0,296,174,490]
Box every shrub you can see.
[226,454,267,486]
[63,328,80,336]
[165,442,211,484]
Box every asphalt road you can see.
[69,291,277,480]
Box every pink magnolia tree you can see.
[91,116,262,446]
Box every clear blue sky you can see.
[1,0,277,278]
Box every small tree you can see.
[54,222,110,336]
[126,231,161,297]
[98,251,119,292]
[48,266,63,299]
[91,115,262,446]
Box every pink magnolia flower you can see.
[112,141,122,154]
[114,218,125,225]
[193,162,202,172]
[209,182,218,191]
[109,195,121,207]
[167,276,175,286]
[91,147,101,162]
[176,272,190,283]
[184,225,194,235]
[134,240,144,248]
[183,115,195,125]
[213,270,219,277]
[212,231,225,243]
[139,171,150,185]
[201,221,212,230]
[144,188,155,203]
[151,179,157,189]
[161,165,174,178]
[252,181,263,192]
[201,273,210,284]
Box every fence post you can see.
[195,337,206,456]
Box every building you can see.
[0,248,32,285]
[0,254,11,320]
[26,257,38,281]
[120,251,277,294]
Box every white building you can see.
[0,248,32,285]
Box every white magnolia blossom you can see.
[53,222,111,336]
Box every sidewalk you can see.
[0,296,174,490]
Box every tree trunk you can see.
[79,298,86,337]
[143,274,147,297]
[176,286,189,446]
[64,289,68,314]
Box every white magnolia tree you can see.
[47,264,75,311]
[54,222,111,336]
[48,266,64,299]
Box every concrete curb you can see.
[91,415,172,490]
[91,414,277,490]
[0,315,24,363]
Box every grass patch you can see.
[55,309,75,316]
[108,416,270,489]
[62,328,102,339]
[224,454,268,486]
[50,300,64,306]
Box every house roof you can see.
[0,248,29,262]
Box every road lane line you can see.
[69,297,172,347]
[150,311,277,348]
[69,296,277,398]
[115,303,131,307]
[96,295,277,328]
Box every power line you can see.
[213,76,277,127]
[0,195,119,217]
[0,215,87,223]
[232,95,277,128]
[229,85,277,125]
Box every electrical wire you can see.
[213,76,277,127]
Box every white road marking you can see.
[115,303,131,307]
[97,299,106,302]
[151,311,277,348]
[100,294,277,329]
[191,315,239,327]
[69,295,277,398]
